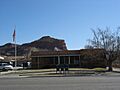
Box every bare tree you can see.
[86,27,120,71]
[84,45,94,49]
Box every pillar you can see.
[58,56,60,65]
[68,56,70,65]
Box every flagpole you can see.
[13,26,17,67]
[15,38,17,67]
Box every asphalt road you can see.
[0,76,120,90]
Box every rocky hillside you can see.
[0,36,67,56]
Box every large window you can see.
[64,56,69,64]
[70,56,80,64]
[74,56,80,64]
[70,56,74,64]
[54,57,58,64]
[60,56,64,64]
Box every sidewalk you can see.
[0,68,120,78]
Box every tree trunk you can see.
[107,61,113,72]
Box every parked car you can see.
[0,63,13,71]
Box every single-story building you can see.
[31,49,107,69]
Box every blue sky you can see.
[0,0,120,50]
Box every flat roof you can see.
[31,50,81,57]
[31,49,105,57]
